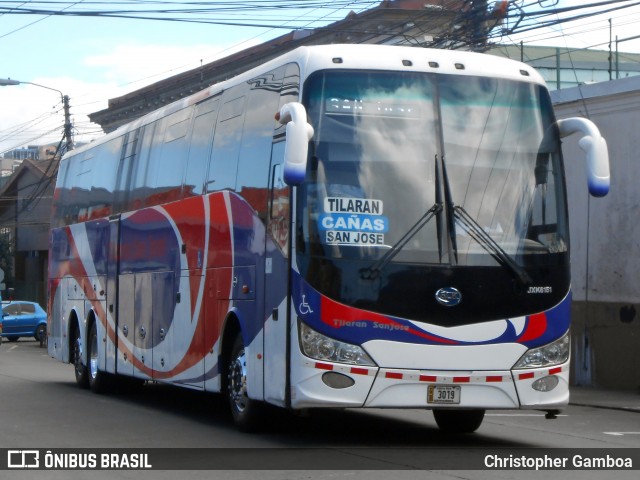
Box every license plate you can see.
[427,385,461,405]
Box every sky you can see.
[2,0,640,155]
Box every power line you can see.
[2,0,640,154]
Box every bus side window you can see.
[153,107,194,205]
[75,149,94,222]
[236,67,285,220]
[114,128,141,214]
[207,85,248,193]
[127,123,156,211]
[274,63,301,138]
[269,143,290,255]
[184,98,220,198]
[88,137,121,220]
[52,158,71,227]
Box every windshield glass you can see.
[297,70,569,323]
[300,71,441,263]
[440,75,567,265]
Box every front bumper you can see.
[290,358,570,410]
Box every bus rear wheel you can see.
[433,409,485,434]
[87,322,109,393]
[226,334,262,431]
[73,323,89,389]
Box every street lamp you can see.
[0,78,73,153]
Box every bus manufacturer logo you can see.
[435,287,462,307]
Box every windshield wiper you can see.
[360,203,442,280]
[453,206,533,286]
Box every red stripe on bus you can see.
[485,376,504,382]
[419,375,437,382]
[453,377,470,383]
[315,362,333,371]
[385,372,403,380]
[549,367,562,375]
[518,372,535,380]
[350,367,369,376]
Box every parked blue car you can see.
[0,301,47,342]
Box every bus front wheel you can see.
[226,334,262,431]
[433,409,485,434]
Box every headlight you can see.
[513,331,570,369]
[298,321,376,366]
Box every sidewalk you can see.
[570,385,640,412]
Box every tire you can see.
[87,322,109,393]
[433,409,485,434]
[226,333,262,432]
[73,323,89,389]
[35,324,46,343]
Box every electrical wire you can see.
[3,1,640,158]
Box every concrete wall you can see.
[552,77,640,390]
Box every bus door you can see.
[263,140,291,406]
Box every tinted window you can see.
[275,63,301,138]
[87,138,122,220]
[52,158,71,226]
[114,129,142,213]
[127,123,155,210]
[21,303,35,314]
[236,68,285,220]
[3,303,19,315]
[154,107,194,204]
[207,84,248,193]
[184,98,220,197]
[55,137,122,224]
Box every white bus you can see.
[48,44,609,433]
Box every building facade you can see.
[0,158,57,305]
[489,44,640,90]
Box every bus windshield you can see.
[297,70,569,324]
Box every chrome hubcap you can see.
[74,336,83,376]
[89,331,99,380]
[228,349,248,413]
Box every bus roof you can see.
[289,44,545,86]
[70,44,546,159]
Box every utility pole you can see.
[608,18,612,81]
[62,95,73,153]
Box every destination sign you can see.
[320,197,388,247]
[324,197,383,215]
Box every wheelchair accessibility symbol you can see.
[299,295,314,315]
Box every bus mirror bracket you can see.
[557,117,610,197]
[277,102,314,185]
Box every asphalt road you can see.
[0,338,638,480]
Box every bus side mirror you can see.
[276,102,314,185]
[557,117,610,197]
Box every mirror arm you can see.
[557,117,610,197]
[277,102,314,185]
